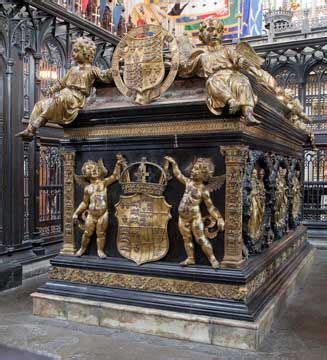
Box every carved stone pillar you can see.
[60,150,76,255]
[220,145,249,269]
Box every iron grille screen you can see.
[303,150,327,222]
[39,145,64,236]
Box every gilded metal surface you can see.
[116,159,171,265]
[283,89,315,146]
[291,170,301,221]
[246,231,307,298]
[50,228,307,301]
[220,145,249,268]
[119,158,169,196]
[235,42,265,69]
[63,119,303,153]
[178,18,259,125]
[49,267,247,301]
[112,25,179,105]
[274,167,289,233]
[235,42,279,94]
[61,150,76,255]
[248,168,266,244]
[116,194,171,265]
[73,155,125,258]
[63,119,244,139]
[165,157,225,269]
[243,151,273,254]
[17,38,112,139]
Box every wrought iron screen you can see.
[39,145,64,237]
[39,36,64,97]
[274,68,299,96]
[303,149,327,222]
[23,54,32,118]
[305,64,327,123]
[23,143,30,240]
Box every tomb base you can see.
[32,227,313,350]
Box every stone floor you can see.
[0,251,327,360]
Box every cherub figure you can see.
[165,156,225,269]
[73,155,125,258]
[16,37,112,139]
[274,167,289,230]
[291,169,301,221]
[283,89,315,147]
[248,168,266,243]
[178,18,259,125]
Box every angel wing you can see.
[74,174,90,188]
[207,175,226,193]
[235,42,264,69]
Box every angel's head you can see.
[278,167,287,179]
[82,160,108,180]
[284,88,297,103]
[199,18,224,46]
[191,158,215,182]
[72,37,96,65]
[259,168,265,180]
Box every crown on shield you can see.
[120,157,168,196]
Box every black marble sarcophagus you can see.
[32,79,314,350]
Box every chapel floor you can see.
[0,250,326,360]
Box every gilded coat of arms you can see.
[112,25,179,105]
[115,158,171,265]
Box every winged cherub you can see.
[178,18,259,125]
[16,37,112,139]
[164,156,225,269]
[73,155,125,258]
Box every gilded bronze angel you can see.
[178,18,259,125]
[165,156,225,269]
[73,155,125,258]
[16,37,112,139]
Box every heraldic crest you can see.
[111,24,179,105]
[115,158,172,265]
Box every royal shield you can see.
[112,25,179,105]
[123,28,165,93]
[115,193,171,265]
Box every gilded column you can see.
[60,150,76,255]
[220,145,249,269]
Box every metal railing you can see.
[303,150,327,223]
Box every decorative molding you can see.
[220,145,249,268]
[50,267,248,301]
[50,230,307,301]
[64,119,244,139]
[60,150,76,255]
[63,120,302,153]
[243,151,274,254]
[246,231,307,298]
